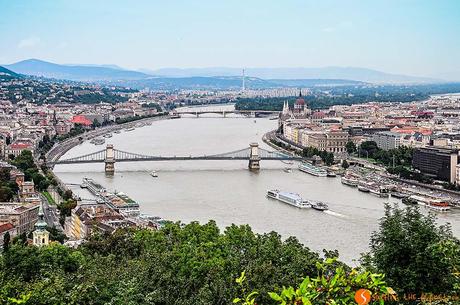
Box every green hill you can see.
[0,65,20,80]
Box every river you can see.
[54,111,460,264]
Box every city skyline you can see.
[1,0,460,81]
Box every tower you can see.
[33,203,49,247]
[248,142,261,170]
[105,144,115,175]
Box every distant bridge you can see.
[48,143,302,174]
[173,108,279,118]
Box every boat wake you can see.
[323,210,347,218]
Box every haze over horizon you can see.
[1,0,460,81]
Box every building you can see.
[68,204,132,240]
[4,141,34,158]
[412,147,458,183]
[0,202,40,235]
[372,131,402,150]
[32,204,49,247]
[0,223,16,248]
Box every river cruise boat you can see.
[341,175,358,187]
[125,127,135,131]
[409,195,451,211]
[266,190,309,208]
[326,171,336,178]
[357,181,370,192]
[310,201,329,211]
[298,162,327,177]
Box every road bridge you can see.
[48,143,302,174]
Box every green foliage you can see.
[0,167,17,202]
[302,147,334,165]
[341,160,349,169]
[11,151,50,191]
[269,258,390,305]
[0,222,327,305]
[345,141,356,154]
[233,272,258,305]
[3,231,10,252]
[363,204,460,295]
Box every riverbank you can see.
[46,113,170,163]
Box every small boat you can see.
[402,197,417,205]
[283,168,292,173]
[103,133,113,138]
[114,130,121,134]
[326,171,336,178]
[391,192,409,199]
[310,201,329,211]
[125,127,135,131]
[150,171,158,178]
[90,138,105,145]
[80,182,88,188]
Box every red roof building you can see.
[71,115,92,126]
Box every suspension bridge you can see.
[48,143,302,174]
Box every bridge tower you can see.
[105,144,115,175]
[248,142,260,170]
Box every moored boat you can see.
[298,162,327,177]
[150,171,158,177]
[341,175,358,187]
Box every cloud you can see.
[18,37,42,49]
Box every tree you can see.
[268,258,391,305]
[363,204,460,295]
[345,141,356,154]
[341,159,349,169]
[3,231,10,252]
[92,118,101,128]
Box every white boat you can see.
[150,171,158,178]
[125,127,135,131]
[114,130,121,134]
[283,168,292,173]
[341,175,358,187]
[103,133,113,138]
[298,162,327,177]
[310,201,329,211]
[266,190,310,208]
[409,195,451,211]
[90,138,105,145]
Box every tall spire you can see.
[35,203,47,231]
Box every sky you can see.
[1,0,459,80]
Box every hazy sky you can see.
[1,0,459,80]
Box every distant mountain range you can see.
[4,59,149,81]
[2,59,444,86]
[146,67,441,84]
[0,66,20,80]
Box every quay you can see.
[82,177,140,216]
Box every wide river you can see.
[54,113,460,264]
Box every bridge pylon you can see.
[105,144,115,175]
[248,142,260,170]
